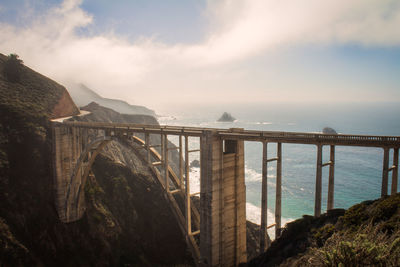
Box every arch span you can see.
[52,124,203,263]
[64,136,113,222]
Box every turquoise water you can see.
[158,102,400,223]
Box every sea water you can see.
[157,102,400,238]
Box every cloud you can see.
[0,0,399,106]
[194,0,400,63]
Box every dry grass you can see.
[299,222,400,267]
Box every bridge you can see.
[52,121,400,266]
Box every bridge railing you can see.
[57,121,400,147]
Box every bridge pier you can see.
[327,145,335,210]
[382,147,390,196]
[382,147,399,197]
[52,125,86,222]
[260,141,283,252]
[315,144,335,217]
[391,148,399,195]
[200,130,247,266]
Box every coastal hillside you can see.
[249,193,400,266]
[0,53,79,119]
[0,54,192,266]
[67,83,156,116]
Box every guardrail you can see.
[56,121,400,147]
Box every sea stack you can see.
[218,112,236,122]
[323,127,337,134]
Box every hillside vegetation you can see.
[0,53,79,120]
[250,193,400,266]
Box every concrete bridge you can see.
[52,121,400,266]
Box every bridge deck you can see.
[59,121,400,148]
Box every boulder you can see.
[190,159,200,168]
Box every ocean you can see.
[157,102,400,238]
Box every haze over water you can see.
[159,101,400,231]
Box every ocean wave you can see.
[189,167,201,194]
[246,202,293,240]
[245,165,275,182]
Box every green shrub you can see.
[304,223,400,266]
[313,223,336,246]
[3,54,24,83]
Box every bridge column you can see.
[260,142,268,252]
[200,130,247,266]
[381,147,390,196]
[315,144,323,217]
[391,148,399,195]
[327,145,335,210]
[52,124,86,222]
[275,142,282,237]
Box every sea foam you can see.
[189,167,293,240]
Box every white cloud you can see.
[0,0,399,107]
[194,0,400,64]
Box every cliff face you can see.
[0,53,79,119]
[51,90,79,118]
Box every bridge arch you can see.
[62,132,201,247]
[52,125,204,263]
[64,135,113,222]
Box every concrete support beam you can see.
[260,142,268,252]
[185,135,192,236]
[315,144,323,217]
[327,145,335,210]
[164,134,169,192]
[53,125,87,222]
[200,130,247,266]
[275,143,282,237]
[200,130,221,266]
[145,133,150,164]
[179,135,184,190]
[381,147,390,197]
[391,148,399,195]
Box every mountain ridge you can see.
[67,83,156,116]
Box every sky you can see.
[0,0,399,109]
